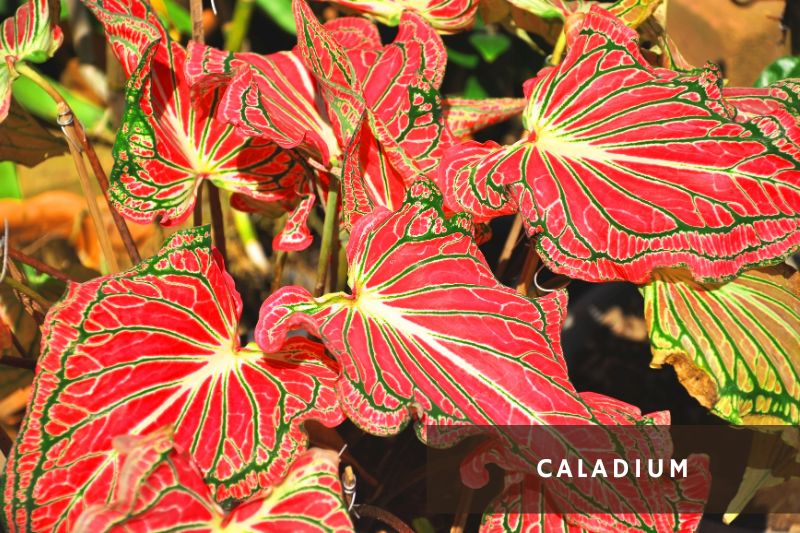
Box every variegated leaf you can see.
[256,179,592,436]
[440,5,800,283]
[505,0,660,27]
[294,1,453,226]
[74,429,354,533]
[318,0,478,33]
[443,97,526,140]
[0,0,63,122]
[469,393,710,533]
[185,42,340,168]
[83,0,313,250]
[641,264,800,425]
[725,80,800,122]
[3,227,343,532]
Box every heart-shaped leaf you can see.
[642,264,800,425]
[74,428,354,533]
[0,0,63,122]
[318,0,478,33]
[3,227,343,532]
[257,178,594,436]
[439,5,800,284]
[83,0,313,250]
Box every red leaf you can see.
[725,80,800,122]
[0,0,63,122]
[84,0,313,250]
[439,5,800,283]
[3,228,343,531]
[317,0,478,33]
[74,428,353,532]
[256,179,593,436]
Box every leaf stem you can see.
[3,276,52,311]
[190,0,205,44]
[496,214,523,280]
[225,0,255,52]
[16,63,136,269]
[271,250,287,293]
[8,247,74,283]
[354,505,414,533]
[516,244,540,295]
[207,182,227,264]
[549,28,567,66]
[0,356,36,371]
[315,179,339,296]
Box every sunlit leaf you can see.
[83,0,313,250]
[642,264,800,425]
[0,0,62,122]
[3,227,343,531]
[318,0,478,33]
[505,0,660,27]
[74,429,353,533]
[439,6,800,283]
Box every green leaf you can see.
[161,0,191,34]
[446,45,479,68]
[11,74,105,130]
[756,56,800,88]
[642,265,800,425]
[255,0,296,34]
[469,32,510,63]
[463,74,488,99]
[0,161,20,198]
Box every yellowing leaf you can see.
[642,264,800,425]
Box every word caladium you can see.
[3,228,342,531]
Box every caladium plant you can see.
[4,0,800,530]
[0,0,62,122]
[83,0,314,250]
[3,227,343,531]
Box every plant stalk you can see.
[225,0,255,52]
[0,356,36,371]
[549,28,567,66]
[16,63,134,269]
[496,214,523,280]
[207,182,227,263]
[315,181,339,296]
[354,505,414,533]
[3,276,52,311]
[271,250,287,293]
[8,247,74,283]
[516,244,540,296]
[190,0,205,44]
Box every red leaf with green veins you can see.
[75,429,353,533]
[256,179,593,436]
[0,0,63,122]
[294,0,365,148]
[318,0,478,33]
[443,97,527,140]
[83,0,313,251]
[3,228,343,532]
[507,0,660,27]
[186,43,340,168]
[440,5,800,284]
[725,80,800,121]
